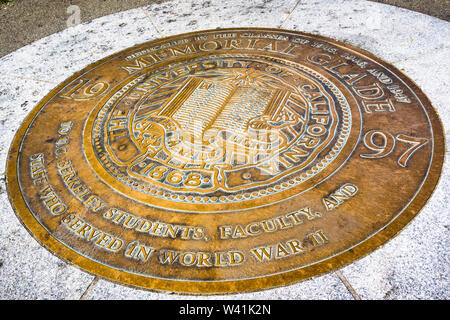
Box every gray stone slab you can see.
[84,272,354,300]
[0,75,57,173]
[393,48,450,132]
[0,7,159,84]
[283,0,450,63]
[142,0,298,37]
[0,75,95,299]
[0,191,94,300]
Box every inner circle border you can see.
[5,28,445,294]
[87,53,353,207]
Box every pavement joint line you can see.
[0,72,58,85]
[335,270,362,300]
[391,45,450,64]
[141,6,164,37]
[279,0,303,28]
[79,277,100,300]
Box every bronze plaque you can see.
[6,28,445,294]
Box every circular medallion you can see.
[6,28,445,294]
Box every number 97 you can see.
[360,130,428,167]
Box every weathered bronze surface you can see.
[6,28,445,294]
